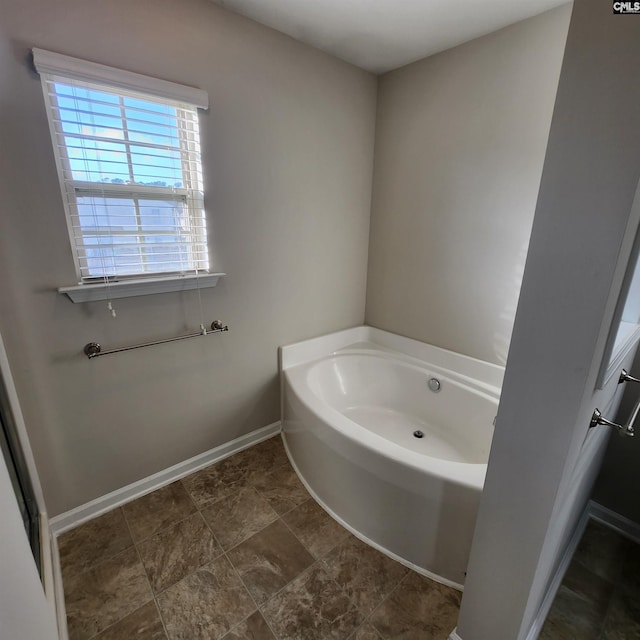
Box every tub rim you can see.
[306,347,501,401]
[284,350,497,491]
[279,326,505,390]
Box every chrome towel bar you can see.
[83,320,228,359]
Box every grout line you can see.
[56,507,137,580]
[131,506,209,548]
[63,437,299,640]
[346,619,384,640]
[121,479,203,545]
[276,494,408,640]
[83,612,127,640]
[124,512,171,640]
[274,515,380,638]
[278,505,345,562]
[81,514,163,640]
[200,484,281,555]
[123,510,155,598]
[219,530,283,640]
[255,557,324,611]
[138,439,293,638]
[136,513,227,600]
[262,556,370,640]
[597,595,614,640]
[151,599,170,640]
[193,482,254,518]
[219,512,281,556]
[197,506,225,555]
[351,568,416,640]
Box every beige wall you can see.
[0,1,572,516]
[365,5,571,365]
[0,0,376,515]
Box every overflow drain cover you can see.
[413,430,424,438]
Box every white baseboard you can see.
[38,512,63,636]
[448,629,463,640]
[524,506,591,640]
[589,500,640,544]
[49,422,281,535]
[50,532,69,640]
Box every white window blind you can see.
[35,51,209,281]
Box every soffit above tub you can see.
[210,0,570,74]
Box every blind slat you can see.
[54,109,198,135]
[47,86,202,119]
[40,71,209,279]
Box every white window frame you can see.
[33,49,223,301]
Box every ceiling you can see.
[211,0,569,74]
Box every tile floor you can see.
[540,519,640,639]
[57,435,462,640]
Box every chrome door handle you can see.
[619,369,640,384]
[590,403,638,437]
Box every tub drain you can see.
[413,430,424,439]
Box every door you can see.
[453,2,640,639]
[0,371,41,575]
[0,337,57,639]
[0,439,58,640]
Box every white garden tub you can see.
[279,326,503,588]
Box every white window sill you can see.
[58,273,225,303]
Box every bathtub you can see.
[279,326,503,588]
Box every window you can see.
[34,49,210,283]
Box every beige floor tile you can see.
[222,611,276,640]
[58,439,472,640]
[123,482,197,542]
[64,547,153,640]
[283,498,349,559]
[208,445,274,494]
[181,464,238,508]
[601,589,640,640]
[619,540,640,596]
[541,520,640,640]
[92,602,166,640]
[322,535,408,616]
[561,560,615,604]
[573,520,631,583]
[138,512,222,593]
[540,561,614,640]
[157,556,256,640]
[351,624,383,640]
[58,508,133,579]
[262,564,364,640]
[252,464,309,516]
[368,572,461,640]
[540,600,601,640]
[180,437,289,509]
[201,486,278,550]
[227,519,314,605]
[246,436,290,470]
